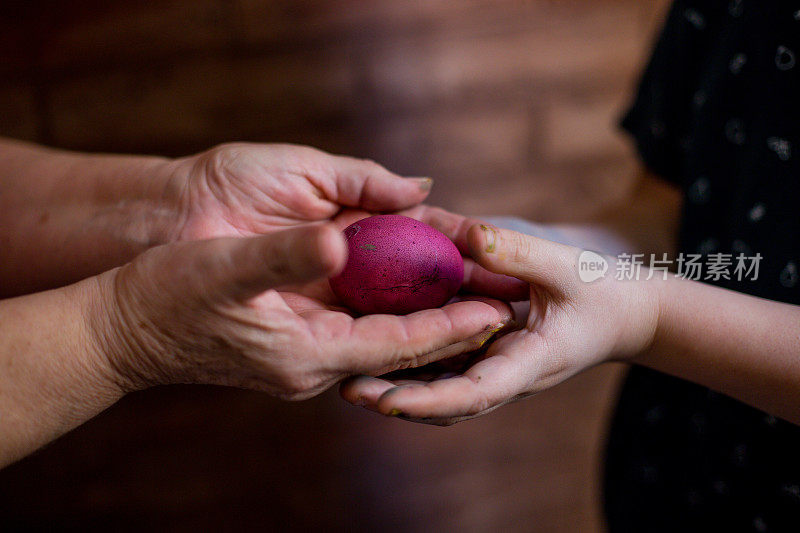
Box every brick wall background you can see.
[0,1,672,531]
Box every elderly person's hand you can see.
[167,142,433,240]
[93,224,515,398]
[2,140,523,300]
[164,142,526,307]
[0,140,421,295]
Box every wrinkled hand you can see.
[95,142,526,398]
[90,224,515,400]
[164,142,526,305]
[340,225,659,424]
[167,142,433,240]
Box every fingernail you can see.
[489,321,505,334]
[480,224,497,253]
[410,177,433,192]
[388,408,403,417]
[476,332,493,349]
[476,322,504,348]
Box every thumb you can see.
[326,154,433,211]
[191,224,347,302]
[466,224,579,292]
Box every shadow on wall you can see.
[1,0,669,219]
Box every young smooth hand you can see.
[340,224,659,424]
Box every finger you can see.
[399,206,530,299]
[462,258,530,300]
[448,295,514,325]
[370,331,541,419]
[196,224,347,302]
[330,300,506,374]
[398,205,473,253]
[278,292,342,314]
[340,376,498,425]
[332,208,373,230]
[467,224,579,291]
[323,154,432,211]
[340,375,395,406]
[278,277,340,305]
[365,300,512,378]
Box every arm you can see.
[0,138,527,466]
[0,281,123,466]
[0,139,444,298]
[0,138,180,296]
[641,275,800,423]
[342,226,800,426]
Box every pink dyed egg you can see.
[329,215,464,315]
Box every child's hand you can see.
[340,225,660,425]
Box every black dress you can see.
[604,1,800,531]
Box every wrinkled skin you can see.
[93,144,528,400]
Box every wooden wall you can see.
[1,0,670,218]
[0,1,671,531]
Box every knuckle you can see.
[291,143,322,158]
[360,159,389,177]
[277,390,305,401]
[430,208,461,236]
[425,206,445,218]
[396,344,420,366]
[286,145,328,174]
[462,381,492,415]
[208,141,244,157]
[203,143,249,176]
[511,233,535,264]
[276,371,315,399]
[393,350,418,368]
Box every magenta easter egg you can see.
[329,215,464,315]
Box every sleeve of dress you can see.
[618,0,711,188]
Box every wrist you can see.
[630,274,680,368]
[0,142,189,296]
[0,279,126,465]
[69,278,129,403]
[139,155,191,245]
[608,270,665,363]
[59,149,187,249]
[83,267,164,394]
